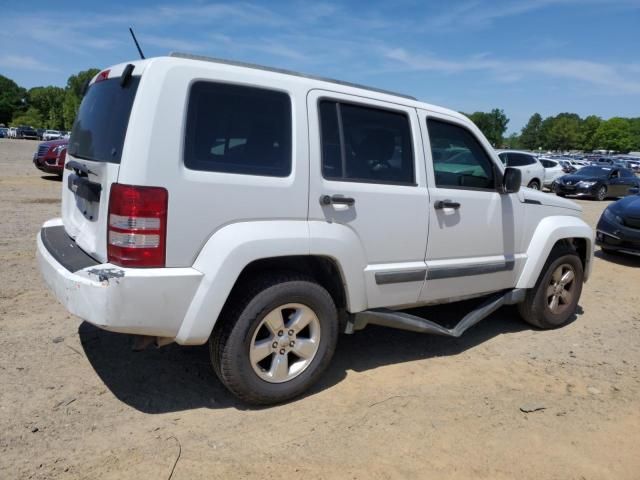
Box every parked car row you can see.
[4,125,39,139]
[2,126,70,140]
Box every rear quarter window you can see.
[184,82,292,177]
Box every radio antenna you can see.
[129,27,146,59]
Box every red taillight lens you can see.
[107,183,168,267]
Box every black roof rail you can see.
[168,52,417,101]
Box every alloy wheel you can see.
[545,264,576,314]
[249,303,321,383]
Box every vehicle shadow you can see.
[595,249,640,267]
[40,175,62,182]
[78,299,563,413]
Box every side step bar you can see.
[346,289,526,337]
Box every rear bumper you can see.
[37,219,203,341]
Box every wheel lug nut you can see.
[289,341,295,347]
[272,342,278,348]
[279,348,285,355]
[278,330,283,337]
[288,330,294,336]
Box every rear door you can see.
[307,90,429,309]
[62,67,142,261]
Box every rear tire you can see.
[528,180,540,190]
[518,245,583,329]
[210,272,338,405]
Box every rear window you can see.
[68,76,140,163]
[184,82,292,177]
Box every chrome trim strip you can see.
[375,269,427,285]
[427,260,515,280]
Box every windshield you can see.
[68,76,140,163]
[576,166,611,177]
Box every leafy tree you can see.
[580,115,602,152]
[505,133,521,149]
[63,68,99,129]
[593,118,634,152]
[0,75,26,126]
[519,113,543,150]
[11,107,43,128]
[62,91,80,131]
[27,86,65,129]
[538,116,555,150]
[548,113,581,151]
[66,68,100,97]
[465,108,509,146]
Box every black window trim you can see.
[317,96,418,187]
[182,79,294,178]
[426,116,501,193]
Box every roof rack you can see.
[169,52,417,101]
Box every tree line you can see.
[0,69,99,131]
[462,108,640,153]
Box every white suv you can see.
[37,54,594,404]
[496,150,546,190]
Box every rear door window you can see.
[319,100,414,185]
[69,76,140,163]
[184,82,292,177]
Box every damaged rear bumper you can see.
[36,219,203,340]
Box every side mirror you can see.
[629,187,639,195]
[502,167,521,194]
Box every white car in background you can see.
[539,158,565,188]
[42,130,63,141]
[496,150,546,190]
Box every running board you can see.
[346,289,526,337]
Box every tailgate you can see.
[62,68,141,262]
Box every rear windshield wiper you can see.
[66,160,97,177]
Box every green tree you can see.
[519,113,543,150]
[580,115,602,152]
[11,107,43,128]
[63,68,99,129]
[628,118,640,151]
[466,108,509,146]
[548,113,581,151]
[593,118,634,152]
[62,91,80,131]
[66,68,100,97]
[27,86,66,129]
[0,75,26,126]
[505,132,521,149]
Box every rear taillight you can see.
[107,183,168,267]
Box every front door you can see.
[307,90,429,309]
[418,111,525,303]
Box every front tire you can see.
[528,180,540,190]
[518,245,583,329]
[595,185,607,201]
[210,273,338,405]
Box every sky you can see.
[1,0,639,132]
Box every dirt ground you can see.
[1,138,639,479]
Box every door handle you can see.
[321,194,355,206]
[434,199,460,210]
